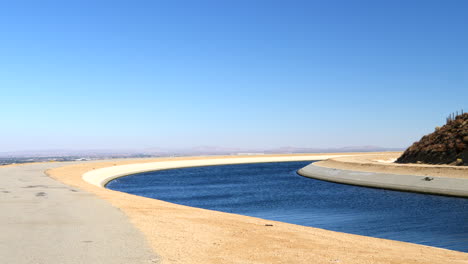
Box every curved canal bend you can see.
[106,161,468,252]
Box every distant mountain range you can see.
[0,146,403,158]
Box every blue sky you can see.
[1,0,467,151]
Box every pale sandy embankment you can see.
[47,153,468,264]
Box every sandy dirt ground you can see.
[47,154,468,264]
[317,152,468,179]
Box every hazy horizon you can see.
[1,1,466,152]
[0,144,403,153]
[0,145,404,159]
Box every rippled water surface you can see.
[107,161,468,252]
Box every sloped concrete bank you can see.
[298,163,468,197]
[83,155,352,188]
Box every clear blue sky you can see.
[1,0,467,152]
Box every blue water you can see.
[106,161,468,252]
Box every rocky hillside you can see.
[396,113,468,166]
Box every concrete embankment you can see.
[298,163,468,197]
[83,155,351,187]
[298,154,468,197]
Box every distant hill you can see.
[396,112,468,166]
